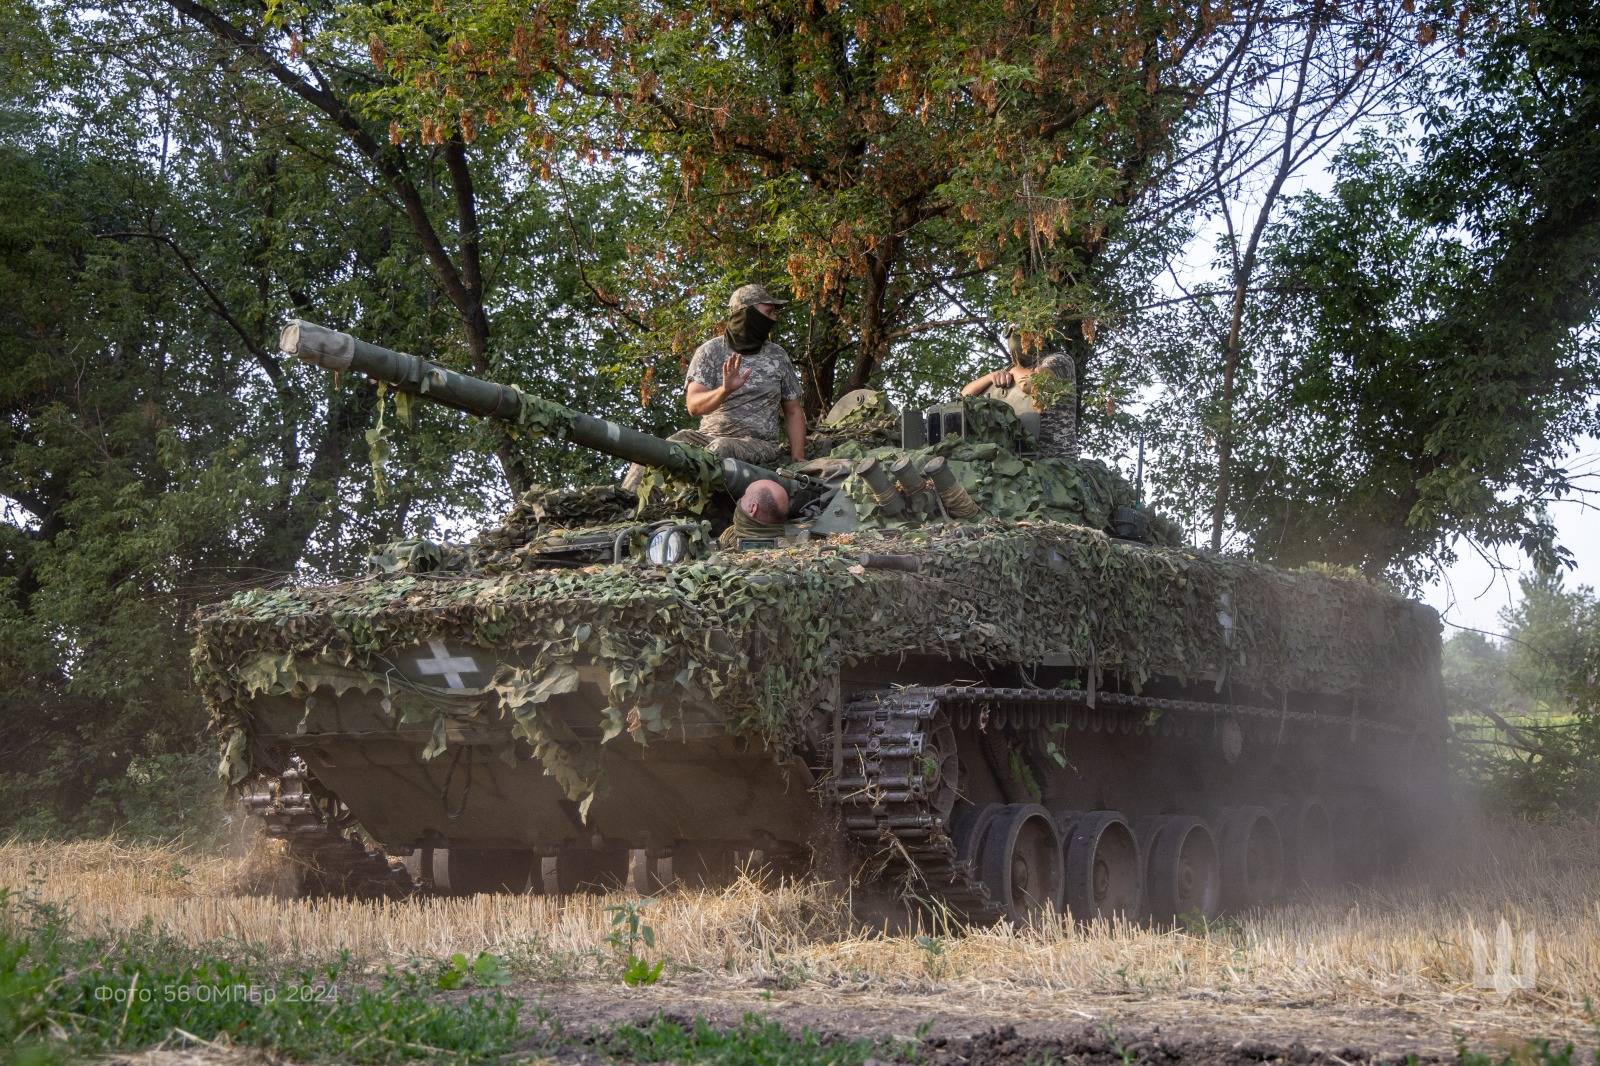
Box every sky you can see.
[1421,438,1600,637]
[1154,113,1599,643]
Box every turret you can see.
[279,320,814,506]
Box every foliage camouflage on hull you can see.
[196,516,1443,810]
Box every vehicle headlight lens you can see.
[645,528,687,566]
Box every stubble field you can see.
[3,817,1598,1064]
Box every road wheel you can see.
[1137,816,1220,924]
[1061,810,1141,923]
[980,803,1065,924]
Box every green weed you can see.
[0,886,524,1063]
[605,899,664,987]
[1457,1038,1590,1066]
[435,950,512,990]
[914,933,947,979]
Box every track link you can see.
[830,691,1002,924]
[241,758,414,899]
[918,684,1428,741]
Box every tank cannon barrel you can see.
[279,320,806,502]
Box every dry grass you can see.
[4,819,1598,1025]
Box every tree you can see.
[1193,0,1443,549]
[0,0,649,833]
[1442,629,1521,722]
[1457,574,1600,816]
[1113,0,1600,579]
[130,0,646,493]
[357,0,1379,412]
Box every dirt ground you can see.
[522,978,1595,1063]
[99,975,1595,1065]
[35,827,1591,1064]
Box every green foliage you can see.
[1454,576,1600,817]
[0,0,656,835]
[352,0,1229,405]
[601,1012,890,1066]
[0,887,525,1063]
[0,125,231,838]
[1008,749,1043,805]
[605,900,663,987]
[1043,723,1073,770]
[1456,1028,1598,1066]
[1237,116,1596,578]
[1444,630,1525,723]
[914,933,947,978]
[1112,0,1600,580]
[434,951,512,991]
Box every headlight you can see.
[645,527,688,566]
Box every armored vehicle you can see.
[196,321,1448,924]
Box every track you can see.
[826,685,1428,923]
[830,689,1003,923]
[241,757,415,899]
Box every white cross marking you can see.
[414,640,479,689]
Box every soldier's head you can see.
[726,284,789,353]
[738,479,791,525]
[728,283,788,321]
[1007,331,1040,370]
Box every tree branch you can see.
[160,0,475,322]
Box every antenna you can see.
[1135,430,1146,504]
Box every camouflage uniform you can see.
[682,335,803,463]
[622,283,801,491]
[1031,354,1078,460]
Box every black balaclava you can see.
[726,305,776,353]
[1014,346,1041,370]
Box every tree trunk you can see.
[846,238,897,392]
[797,302,850,415]
[1209,296,1244,551]
[1207,1,1322,552]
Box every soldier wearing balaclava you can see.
[621,284,807,492]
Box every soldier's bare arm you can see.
[961,369,1015,397]
[782,398,807,462]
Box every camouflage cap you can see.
[728,283,789,312]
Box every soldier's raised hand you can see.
[989,369,1015,389]
[722,352,753,393]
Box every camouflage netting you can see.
[830,442,1184,545]
[196,518,1443,810]
[809,390,900,452]
[476,485,638,551]
[802,395,1182,543]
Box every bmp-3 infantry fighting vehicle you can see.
[196,321,1448,924]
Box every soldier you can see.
[623,283,806,491]
[960,336,1078,459]
[737,479,790,525]
[961,334,1055,398]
